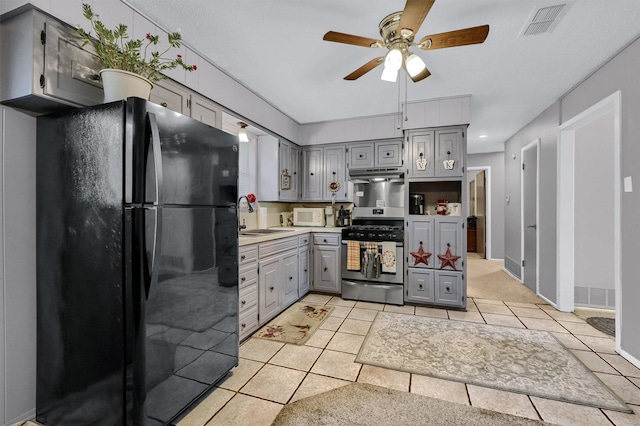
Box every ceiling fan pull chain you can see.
[404,72,409,122]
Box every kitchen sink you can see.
[240,228,294,236]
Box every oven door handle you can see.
[341,240,403,247]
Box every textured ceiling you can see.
[124,0,640,153]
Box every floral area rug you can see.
[356,312,631,413]
[254,303,334,345]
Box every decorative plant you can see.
[77,3,196,83]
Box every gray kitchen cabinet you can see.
[375,139,403,167]
[258,256,281,323]
[347,139,403,169]
[323,145,348,201]
[281,251,299,308]
[434,217,464,272]
[406,130,435,178]
[0,6,104,113]
[150,78,189,114]
[405,216,465,308]
[312,233,341,294]
[190,93,223,129]
[151,79,224,129]
[406,269,435,304]
[258,136,300,201]
[434,271,464,307]
[298,235,311,297]
[434,128,464,177]
[239,245,259,340]
[348,142,375,169]
[301,147,323,201]
[407,217,435,269]
[406,127,465,179]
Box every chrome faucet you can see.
[237,195,254,213]
[239,219,247,231]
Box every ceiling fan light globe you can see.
[381,66,398,82]
[405,53,426,77]
[384,48,403,72]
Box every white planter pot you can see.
[100,69,153,102]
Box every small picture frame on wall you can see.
[281,170,291,190]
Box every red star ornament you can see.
[438,246,461,270]
[410,243,432,266]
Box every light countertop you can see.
[238,226,343,246]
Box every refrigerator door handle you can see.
[144,205,163,299]
[147,112,164,205]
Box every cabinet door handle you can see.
[269,286,274,291]
[241,300,246,305]
[160,102,168,108]
[359,154,363,158]
[386,152,390,156]
[324,267,328,272]
[241,323,246,328]
[241,277,246,282]
[323,239,327,243]
[310,172,314,176]
[419,284,423,289]
[289,276,293,280]
[304,269,308,272]
[241,255,246,260]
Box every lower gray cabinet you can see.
[406,269,434,303]
[282,251,299,308]
[312,233,341,293]
[239,245,259,340]
[434,271,464,307]
[298,235,311,297]
[258,256,281,324]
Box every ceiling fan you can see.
[322,0,489,83]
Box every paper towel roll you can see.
[257,207,268,229]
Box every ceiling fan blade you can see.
[406,66,431,82]
[398,0,435,37]
[419,25,490,50]
[344,57,384,80]
[323,31,383,48]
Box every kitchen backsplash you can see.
[238,201,353,229]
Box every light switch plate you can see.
[624,176,633,192]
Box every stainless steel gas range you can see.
[340,206,405,305]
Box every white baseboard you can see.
[3,408,35,426]
[618,348,640,370]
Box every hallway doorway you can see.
[557,91,621,350]
[467,167,491,260]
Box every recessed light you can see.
[479,134,488,138]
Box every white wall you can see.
[573,112,615,307]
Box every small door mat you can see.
[253,303,334,345]
[586,317,616,337]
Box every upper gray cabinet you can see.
[0,6,104,113]
[150,80,223,129]
[347,139,402,169]
[434,128,464,177]
[258,136,300,202]
[406,127,464,179]
[302,145,349,202]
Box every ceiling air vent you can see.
[520,4,568,36]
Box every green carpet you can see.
[356,312,631,413]
[272,383,550,425]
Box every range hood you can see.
[348,167,404,182]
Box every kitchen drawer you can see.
[313,233,340,246]
[239,305,259,340]
[239,284,258,315]
[239,266,258,290]
[298,234,311,248]
[259,236,298,258]
[239,245,258,267]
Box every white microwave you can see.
[293,207,325,227]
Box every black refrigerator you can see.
[36,98,239,425]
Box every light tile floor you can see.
[175,294,640,426]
